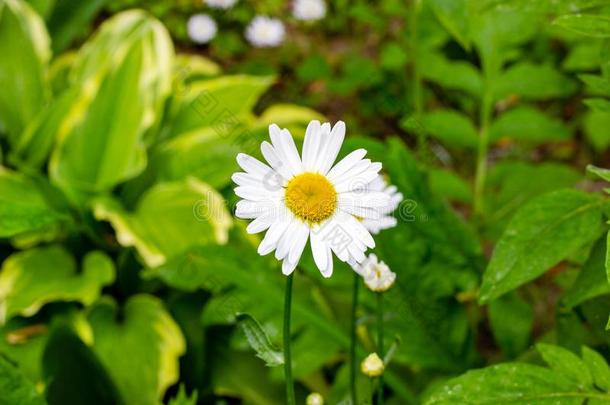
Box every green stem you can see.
[350,272,360,405]
[409,0,425,157]
[473,90,493,218]
[284,273,295,405]
[377,293,384,405]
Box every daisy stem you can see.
[350,272,360,405]
[377,293,384,405]
[284,272,296,405]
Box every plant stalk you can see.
[284,273,296,405]
[473,90,493,218]
[350,272,360,405]
[377,293,384,405]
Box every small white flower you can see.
[306,392,324,405]
[292,0,327,21]
[233,120,389,277]
[205,0,238,9]
[355,253,396,292]
[361,352,384,377]
[361,175,403,235]
[187,14,217,44]
[245,16,285,48]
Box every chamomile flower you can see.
[187,14,217,44]
[292,0,327,21]
[355,253,396,292]
[361,175,403,234]
[233,121,389,277]
[245,16,285,48]
[205,0,238,9]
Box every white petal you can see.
[332,159,371,185]
[339,191,391,209]
[269,125,302,176]
[258,218,290,255]
[246,214,274,234]
[312,122,331,171]
[311,231,329,275]
[232,172,264,187]
[282,258,298,275]
[236,153,274,177]
[318,121,345,174]
[302,120,321,170]
[275,219,300,260]
[236,200,270,219]
[234,186,281,201]
[261,141,293,181]
[327,149,367,182]
[335,164,382,193]
[289,222,309,264]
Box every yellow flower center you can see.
[285,173,337,223]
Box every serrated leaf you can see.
[168,385,198,405]
[88,295,186,405]
[236,313,284,367]
[0,246,115,323]
[537,343,593,387]
[582,346,610,391]
[479,189,604,303]
[425,361,599,405]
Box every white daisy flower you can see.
[292,0,327,21]
[187,14,217,44]
[205,0,238,9]
[355,253,396,292]
[360,175,403,235]
[245,16,285,48]
[232,120,389,277]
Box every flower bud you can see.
[361,352,384,377]
[306,392,324,405]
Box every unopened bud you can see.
[361,352,384,377]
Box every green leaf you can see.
[494,63,577,100]
[490,106,571,144]
[0,355,46,405]
[46,0,107,53]
[43,325,122,405]
[428,0,471,50]
[488,293,533,358]
[236,313,284,367]
[536,343,593,387]
[584,98,610,112]
[419,52,482,96]
[0,246,115,323]
[88,295,186,405]
[0,169,69,238]
[49,10,173,197]
[93,178,232,267]
[479,189,604,303]
[554,14,610,38]
[425,362,595,405]
[563,237,610,308]
[0,0,50,144]
[582,346,610,391]
[422,110,479,149]
[587,165,610,182]
[168,385,198,405]
[584,111,610,151]
[166,75,274,139]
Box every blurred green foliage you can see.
[2,0,610,404]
